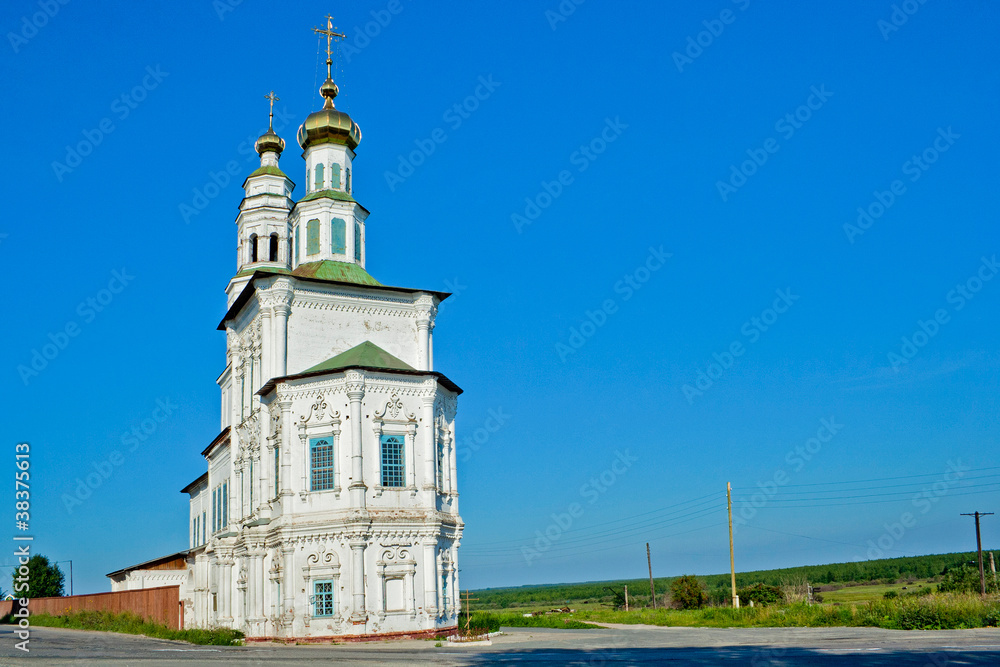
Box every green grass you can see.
[820,580,936,604]
[472,551,992,610]
[4,610,244,645]
[468,611,600,631]
[567,594,1000,630]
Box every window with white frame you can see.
[380,434,405,487]
[310,437,335,491]
[313,580,334,617]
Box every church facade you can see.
[108,28,463,640]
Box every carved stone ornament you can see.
[301,394,337,423]
[375,394,414,421]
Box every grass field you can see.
[819,580,936,604]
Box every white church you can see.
[107,21,463,641]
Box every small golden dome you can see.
[297,77,361,151]
[255,127,285,156]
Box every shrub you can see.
[670,575,708,610]
[937,565,999,595]
[883,590,898,599]
[737,583,784,607]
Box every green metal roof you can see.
[247,165,288,179]
[304,341,415,374]
[299,189,358,204]
[291,260,381,285]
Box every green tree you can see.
[670,575,708,610]
[12,555,65,598]
[937,564,999,594]
[737,583,784,606]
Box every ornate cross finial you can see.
[264,91,279,130]
[313,14,346,79]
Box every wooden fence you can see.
[0,586,181,629]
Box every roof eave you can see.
[258,365,463,398]
[217,270,451,331]
[200,427,231,457]
[180,471,209,494]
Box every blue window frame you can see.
[353,222,362,261]
[314,162,325,190]
[294,226,299,264]
[331,218,346,254]
[193,516,198,546]
[201,511,206,544]
[346,167,351,193]
[310,437,335,491]
[380,434,405,487]
[330,162,341,189]
[211,488,217,532]
[313,580,334,617]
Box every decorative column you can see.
[279,397,293,498]
[349,538,367,623]
[415,295,435,372]
[446,425,458,498]
[346,372,366,508]
[260,307,272,383]
[220,556,234,626]
[450,545,460,618]
[420,397,435,493]
[428,325,434,371]
[421,537,438,618]
[273,298,290,377]
[250,550,265,627]
[415,315,431,372]
[281,545,295,630]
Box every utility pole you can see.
[624,584,629,612]
[57,560,73,597]
[728,483,738,608]
[961,512,993,596]
[646,543,656,609]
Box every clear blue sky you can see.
[3,0,999,595]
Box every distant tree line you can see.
[473,551,990,609]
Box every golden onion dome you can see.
[255,127,286,156]
[297,77,361,151]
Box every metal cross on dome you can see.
[264,90,279,130]
[313,14,346,77]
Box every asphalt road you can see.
[2,623,1000,665]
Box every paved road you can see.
[2,623,1000,665]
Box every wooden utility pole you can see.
[646,543,656,609]
[961,512,994,596]
[728,483,738,608]
[624,584,629,611]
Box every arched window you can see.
[249,234,258,263]
[306,168,310,192]
[294,226,299,264]
[331,218,346,254]
[330,163,341,190]
[269,233,279,262]
[307,219,320,256]
[314,163,325,190]
[354,221,362,261]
